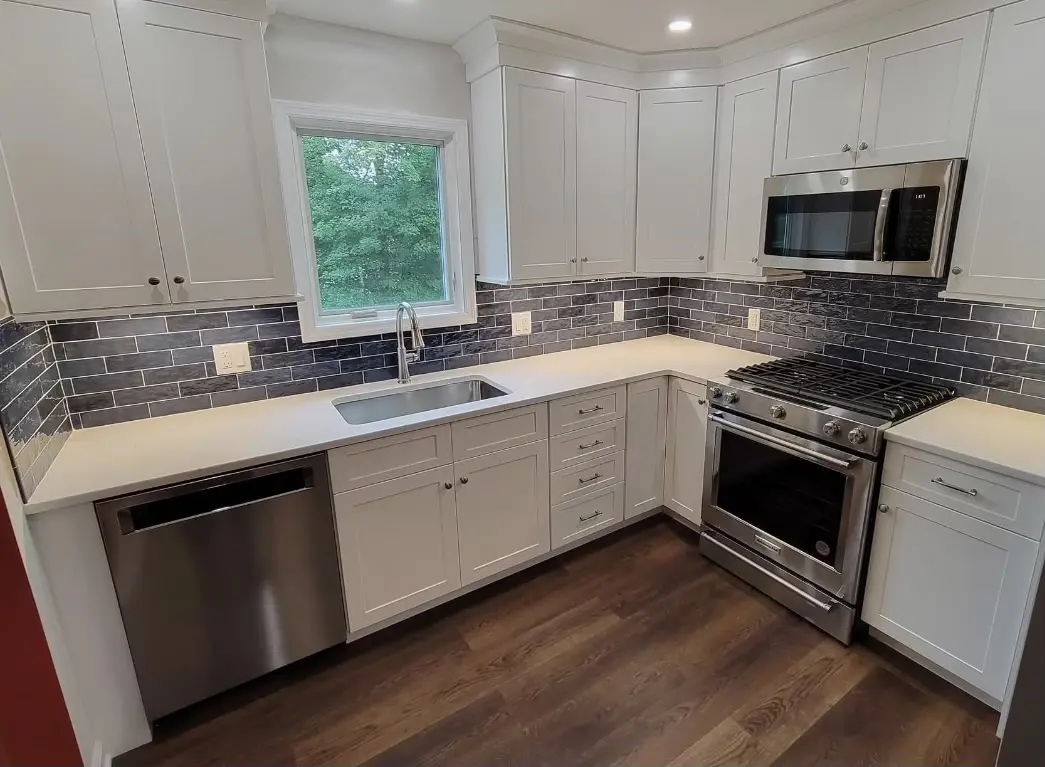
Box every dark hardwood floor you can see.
[120,518,1000,767]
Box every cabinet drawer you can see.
[549,418,625,470]
[549,385,626,435]
[550,451,624,506]
[551,482,624,550]
[883,444,1045,539]
[329,426,452,493]
[452,404,548,461]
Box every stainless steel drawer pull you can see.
[754,535,782,554]
[577,404,605,415]
[931,477,979,497]
[578,510,602,522]
[579,473,603,484]
[578,439,604,450]
[709,415,856,471]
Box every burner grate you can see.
[726,357,954,420]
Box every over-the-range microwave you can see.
[758,159,966,278]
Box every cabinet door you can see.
[711,72,779,277]
[504,68,577,281]
[948,0,1045,303]
[635,88,716,274]
[864,487,1038,700]
[577,81,637,277]
[625,377,668,518]
[118,0,295,304]
[856,14,988,167]
[334,466,460,631]
[664,378,708,526]
[0,0,169,314]
[455,441,550,586]
[774,47,867,174]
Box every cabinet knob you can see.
[459,477,469,485]
[858,141,869,151]
[841,143,852,153]
[173,275,186,284]
[570,258,577,264]
[697,399,706,405]
[751,257,759,263]
[698,255,705,261]
[951,266,963,276]
[444,481,453,490]
[878,504,890,514]
[581,257,589,263]
[148,277,160,286]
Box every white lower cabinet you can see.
[551,483,625,550]
[454,441,551,586]
[334,466,461,631]
[863,486,1039,700]
[625,377,668,518]
[665,378,708,526]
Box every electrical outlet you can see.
[613,301,625,322]
[511,311,532,336]
[747,308,761,331]
[213,342,252,375]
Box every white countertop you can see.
[27,335,770,513]
[884,398,1045,485]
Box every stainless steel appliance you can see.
[758,159,965,277]
[96,455,346,721]
[700,358,954,643]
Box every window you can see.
[273,102,475,341]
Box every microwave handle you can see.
[872,188,894,262]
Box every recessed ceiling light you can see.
[668,19,693,33]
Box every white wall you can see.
[265,14,471,120]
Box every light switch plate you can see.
[747,308,761,331]
[511,311,532,336]
[613,301,625,322]
[213,342,252,375]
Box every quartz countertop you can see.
[26,335,771,513]
[884,398,1045,485]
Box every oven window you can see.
[717,429,846,565]
[765,190,881,260]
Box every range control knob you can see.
[769,405,786,419]
[847,428,868,445]
[724,391,739,404]
[823,421,842,437]
[709,387,723,399]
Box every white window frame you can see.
[272,100,476,342]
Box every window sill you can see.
[301,308,478,343]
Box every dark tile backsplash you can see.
[45,277,670,430]
[0,317,71,499]
[667,273,1045,415]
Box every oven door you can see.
[702,410,877,603]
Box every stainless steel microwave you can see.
[758,159,966,278]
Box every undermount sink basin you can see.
[334,378,509,425]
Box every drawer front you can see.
[549,385,626,435]
[549,418,625,470]
[452,404,549,461]
[883,444,1045,539]
[329,425,452,493]
[551,482,625,550]
[551,451,624,506]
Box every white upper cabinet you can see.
[576,81,638,277]
[710,71,779,277]
[0,0,169,314]
[774,48,867,175]
[635,87,717,274]
[856,15,989,167]
[118,0,294,304]
[948,0,1045,304]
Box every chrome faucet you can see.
[395,301,426,384]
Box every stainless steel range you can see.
[699,357,954,643]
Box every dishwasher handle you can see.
[114,463,317,535]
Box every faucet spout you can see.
[396,302,425,384]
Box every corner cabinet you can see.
[665,378,709,526]
[0,0,295,316]
[635,88,717,274]
[625,377,668,518]
[947,0,1045,305]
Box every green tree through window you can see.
[300,135,448,312]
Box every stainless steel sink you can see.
[335,378,509,425]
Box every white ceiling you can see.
[272,0,858,53]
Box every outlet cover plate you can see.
[213,342,252,375]
[747,308,761,331]
[613,301,625,322]
[511,311,532,336]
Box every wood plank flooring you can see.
[120,518,1000,767]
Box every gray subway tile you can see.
[49,322,99,343]
[267,380,317,399]
[212,387,267,407]
[166,313,229,331]
[258,322,302,339]
[262,350,315,369]
[144,364,208,385]
[173,346,216,365]
[66,392,116,413]
[136,331,202,352]
[987,389,1045,416]
[61,337,137,360]
[149,395,212,417]
[999,324,1045,346]
[71,371,144,395]
[201,325,259,345]
[57,357,107,379]
[79,404,151,428]
[292,361,340,380]
[917,300,972,319]
[179,377,239,396]
[962,368,1022,392]
[97,317,167,338]
[317,373,365,390]
[227,308,285,327]
[113,384,181,406]
[238,367,293,388]
[248,339,288,357]
[938,349,993,371]
[993,357,1045,382]
[940,318,1000,339]
[966,337,1028,360]
[104,350,174,373]
[972,305,1035,326]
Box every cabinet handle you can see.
[444,481,453,490]
[931,477,978,497]
[751,257,759,263]
[570,258,578,263]
[579,472,603,485]
[841,143,852,153]
[858,141,869,151]
[173,275,186,284]
[578,510,602,522]
[952,266,963,276]
[578,439,604,450]
[578,405,604,415]
[459,477,469,485]
[148,277,160,286]
[581,257,589,263]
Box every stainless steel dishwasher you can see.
[96,454,346,721]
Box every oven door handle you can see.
[872,188,894,262]
[709,415,856,470]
